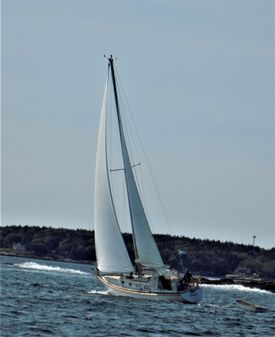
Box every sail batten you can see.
[94,74,134,274]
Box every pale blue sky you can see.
[2,0,274,248]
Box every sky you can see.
[1,0,274,248]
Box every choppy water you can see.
[1,255,274,337]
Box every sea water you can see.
[1,255,274,337]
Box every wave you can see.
[14,262,90,275]
[201,283,271,294]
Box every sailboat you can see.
[94,55,202,303]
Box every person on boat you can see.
[184,270,192,283]
[135,263,143,277]
[176,277,187,291]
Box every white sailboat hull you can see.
[98,275,203,304]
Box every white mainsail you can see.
[94,76,134,273]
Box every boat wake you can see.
[201,284,270,294]
[14,262,90,276]
[88,289,109,295]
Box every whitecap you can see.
[14,261,90,275]
[201,283,271,294]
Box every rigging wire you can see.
[114,64,174,237]
[116,83,155,231]
[112,64,155,230]
[116,80,145,194]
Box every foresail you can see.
[94,76,134,274]
[119,130,165,269]
[108,57,165,270]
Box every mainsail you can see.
[94,75,134,273]
[109,57,165,270]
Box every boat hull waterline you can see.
[98,275,203,303]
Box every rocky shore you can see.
[199,276,275,293]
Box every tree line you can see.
[1,225,274,279]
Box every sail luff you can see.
[94,72,134,273]
[108,56,165,269]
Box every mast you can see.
[108,55,139,261]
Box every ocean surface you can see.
[1,255,274,337]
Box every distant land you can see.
[1,225,275,279]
